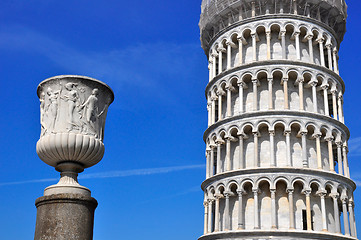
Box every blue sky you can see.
[0,1,360,239]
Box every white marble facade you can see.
[199,0,357,240]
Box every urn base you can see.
[34,193,98,240]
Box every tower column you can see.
[307,35,314,63]
[281,30,286,59]
[252,79,259,111]
[238,81,245,114]
[310,80,318,113]
[226,84,235,118]
[336,141,343,175]
[208,199,214,233]
[331,194,341,233]
[238,133,245,169]
[343,145,350,178]
[216,139,224,174]
[287,188,295,229]
[326,44,333,70]
[338,93,344,123]
[204,201,209,234]
[266,31,271,60]
[341,197,350,236]
[314,133,322,169]
[206,147,211,178]
[253,188,259,229]
[270,189,277,229]
[283,78,289,109]
[349,200,356,237]
[269,130,275,167]
[295,31,301,60]
[210,144,216,177]
[217,89,225,121]
[301,131,308,167]
[253,132,259,168]
[237,190,245,230]
[251,33,257,61]
[268,78,273,110]
[318,191,328,231]
[318,38,325,67]
[333,48,339,74]
[304,190,312,231]
[224,192,231,231]
[214,194,221,232]
[237,37,244,66]
[321,84,329,116]
[297,78,304,111]
[285,130,292,167]
[325,137,335,172]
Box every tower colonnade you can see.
[206,64,345,127]
[207,18,341,82]
[199,0,356,240]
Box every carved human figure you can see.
[62,82,80,131]
[46,87,60,133]
[39,92,46,135]
[81,88,99,133]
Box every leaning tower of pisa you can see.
[199,0,357,239]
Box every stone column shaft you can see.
[319,193,327,231]
[327,45,333,70]
[332,91,338,120]
[224,193,230,230]
[308,36,314,63]
[288,189,295,229]
[315,134,322,169]
[295,32,301,60]
[217,143,222,174]
[237,191,244,229]
[238,83,244,113]
[253,132,259,168]
[298,79,304,111]
[238,135,244,169]
[252,34,257,61]
[336,143,343,175]
[270,131,275,167]
[349,201,356,237]
[266,32,271,60]
[208,200,213,233]
[253,190,259,229]
[332,195,341,233]
[322,86,329,116]
[268,78,273,110]
[305,192,312,231]
[326,139,335,172]
[238,39,243,65]
[301,132,308,167]
[252,79,258,111]
[283,79,289,109]
[281,31,286,59]
[285,131,292,167]
[342,199,350,235]
[225,138,231,171]
[271,189,277,229]
[215,197,220,231]
[204,201,209,234]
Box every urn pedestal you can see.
[34,75,114,240]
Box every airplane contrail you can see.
[0,164,205,187]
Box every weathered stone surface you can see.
[34,194,97,240]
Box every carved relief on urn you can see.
[36,75,114,196]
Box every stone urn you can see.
[36,75,114,196]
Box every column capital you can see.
[306,34,314,40]
[267,77,273,83]
[237,80,248,89]
[211,52,219,58]
[335,141,343,146]
[226,41,237,48]
[237,189,245,196]
[252,188,260,194]
[224,191,234,197]
[225,136,237,142]
[316,190,327,197]
[324,136,334,142]
[216,89,226,96]
[204,201,209,207]
[269,130,275,136]
[341,196,348,202]
[296,78,304,85]
[270,188,276,194]
[225,84,235,92]
[284,130,291,136]
[237,36,247,45]
[302,188,312,195]
[207,198,215,203]
[286,188,294,194]
[217,47,226,53]
[316,37,325,43]
[299,130,308,136]
[215,138,225,145]
[209,143,217,149]
[252,78,260,85]
[309,80,318,87]
[214,193,223,199]
[320,84,329,90]
[252,131,260,137]
[312,133,322,139]
[330,193,339,200]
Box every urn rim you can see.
[37,75,114,104]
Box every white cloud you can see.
[348,137,361,156]
[0,164,205,187]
